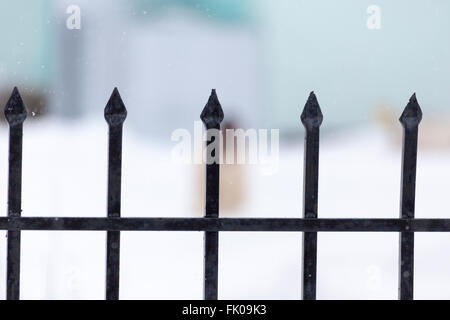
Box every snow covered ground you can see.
[0,118,450,299]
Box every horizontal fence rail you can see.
[0,87,437,300]
[0,217,450,232]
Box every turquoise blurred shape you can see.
[133,0,250,23]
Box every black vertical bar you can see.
[4,87,27,300]
[200,89,224,300]
[398,93,422,300]
[104,88,127,300]
[300,92,323,300]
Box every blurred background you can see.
[0,0,450,299]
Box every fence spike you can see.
[200,89,224,129]
[301,91,322,300]
[4,87,27,125]
[301,91,323,130]
[398,93,421,300]
[104,87,127,126]
[4,87,26,300]
[399,93,422,128]
[105,87,126,300]
[201,89,223,300]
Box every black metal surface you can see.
[398,94,422,300]
[4,87,27,300]
[104,88,127,300]
[0,217,450,231]
[200,89,224,300]
[301,92,322,300]
[0,88,443,300]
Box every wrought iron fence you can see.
[0,86,446,300]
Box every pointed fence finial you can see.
[398,92,421,300]
[301,90,322,300]
[200,89,224,129]
[301,91,323,130]
[399,93,422,128]
[105,88,127,126]
[4,87,27,126]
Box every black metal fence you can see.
[1,87,447,300]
